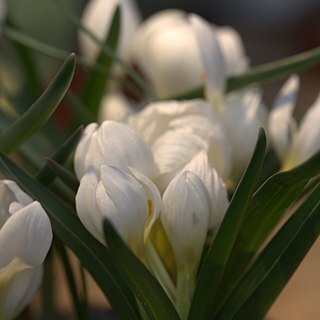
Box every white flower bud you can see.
[74,120,158,180]
[76,165,161,255]
[161,171,210,271]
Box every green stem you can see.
[176,266,195,320]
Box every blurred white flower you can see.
[79,0,141,62]
[269,75,320,169]
[221,87,268,179]
[0,180,52,320]
[74,120,158,180]
[98,91,136,123]
[76,165,161,255]
[131,10,246,98]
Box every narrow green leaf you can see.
[81,7,120,115]
[227,46,320,92]
[188,129,267,320]
[37,126,83,185]
[45,158,79,192]
[172,46,320,100]
[214,181,320,319]
[222,149,320,292]
[103,220,180,320]
[0,152,140,320]
[0,54,75,153]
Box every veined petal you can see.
[97,165,148,254]
[161,171,210,271]
[75,121,158,180]
[268,75,299,161]
[129,99,216,144]
[0,201,52,268]
[189,14,226,109]
[183,151,229,230]
[152,128,208,192]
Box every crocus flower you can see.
[161,170,211,318]
[0,180,52,320]
[268,75,320,169]
[74,120,158,180]
[131,10,245,98]
[79,0,141,62]
[75,165,161,256]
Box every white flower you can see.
[269,75,320,169]
[79,0,141,62]
[131,10,244,98]
[161,171,210,271]
[129,99,217,144]
[0,180,52,320]
[182,151,229,231]
[74,120,158,180]
[75,165,161,255]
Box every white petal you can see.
[189,14,226,108]
[268,75,299,161]
[128,167,162,241]
[152,129,208,192]
[76,167,106,244]
[183,151,229,230]
[0,201,52,268]
[97,165,148,253]
[161,171,210,270]
[129,99,216,144]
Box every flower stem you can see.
[176,266,195,320]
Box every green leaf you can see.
[81,7,120,115]
[217,184,320,319]
[36,126,83,185]
[221,149,320,293]
[45,158,79,192]
[214,180,320,319]
[227,46,320,92]
[172,46,320,100]
[0,152,140,320]
[103,220,180,320]
[0,54,75,153]
[188,129,267,320]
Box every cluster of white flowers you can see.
[75,0,320,317]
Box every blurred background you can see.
[1,0,320,319]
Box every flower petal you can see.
[0,201,52,268]
[268,75,299,161]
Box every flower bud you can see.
[76,165,161,255]
[74,120,158,180]
[161,171,210,271]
